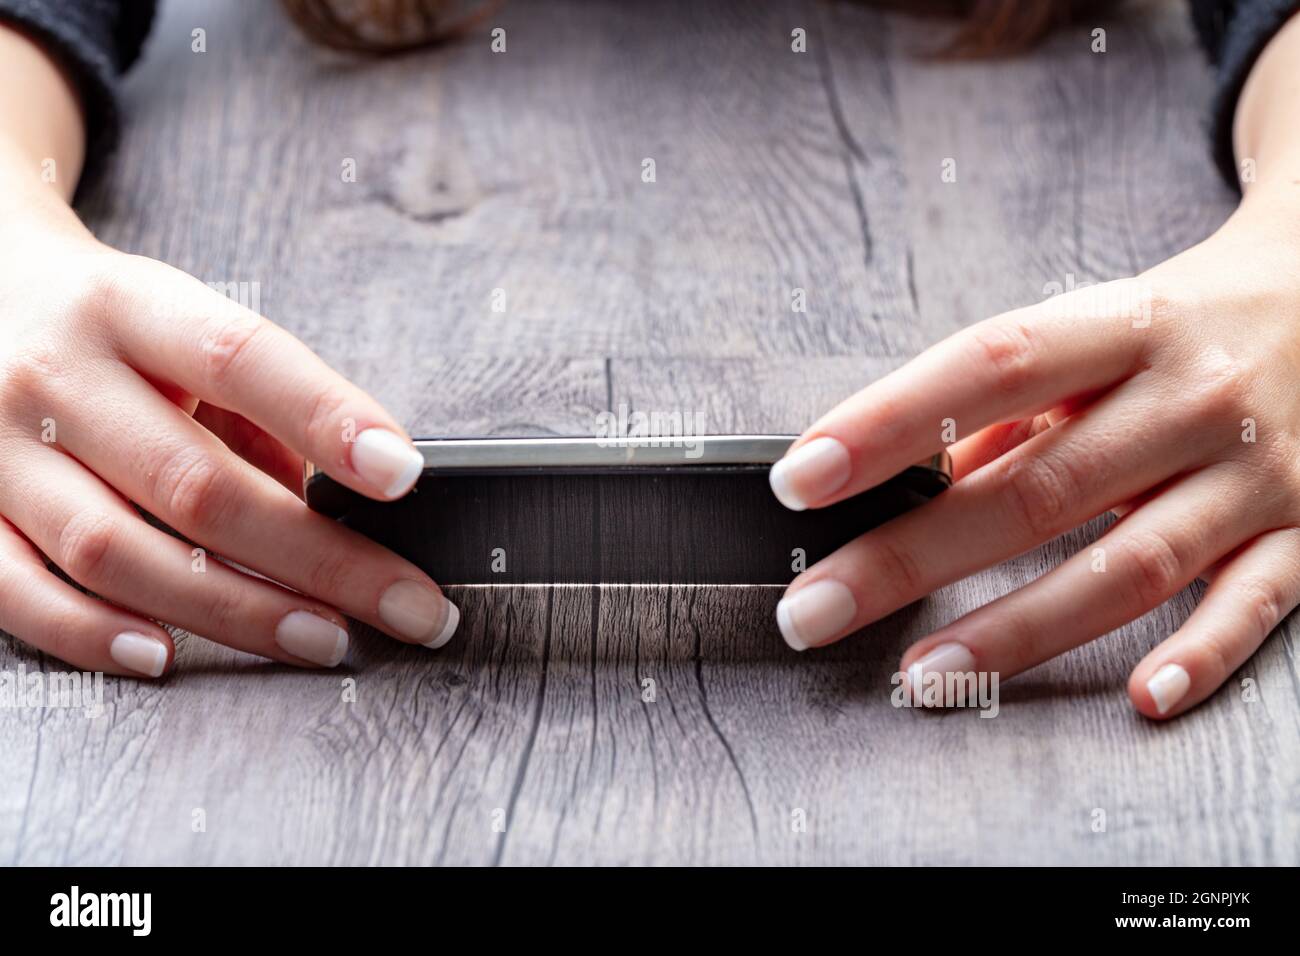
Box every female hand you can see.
[768,205,1300,719]
[0,224,460,677]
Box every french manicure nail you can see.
[426,602,460,649]
[352,428,423,498]
[378,579,460,648]
[109,631,169,677]
[776,579,857,651]
[769,436,852,511]
[275,610,348,667]
[1147,663,1190,715]
[905,642,977,706]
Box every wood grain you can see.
[3,0,1297,865]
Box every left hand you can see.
[768,206,1300,719]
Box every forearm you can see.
[1233,11,1300,208]
[0,22,90,236]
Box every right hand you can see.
[0,229,459,677]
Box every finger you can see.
[0,517,174,677]
[948,416,1046,480]
[951,416,1142,518]
[769,285,1151,510]
[947,392,1097,480]
[49,372,459,649]
[951,416,1144,519]
[105,258,424,501]
[193,402,305,496]
[1128,527,1300,719]
[896,465,1268,701]
[1,443,351,668]
[775,376,1204,650]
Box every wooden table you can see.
[3,0,1296,865]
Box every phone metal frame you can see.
[306,436,951,480]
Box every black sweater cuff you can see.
[1190,0,1300,190]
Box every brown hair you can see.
[278,0,1121,57]
[874,0,1124,57]
[278,0,499,53]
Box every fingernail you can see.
[776,579,857,650]
[769,436,852,511]
[352,428,424,499]
[427,602,460,649]
[905,642,977,705]
[109,631,169,677]
[275,610,348,667]
[1147,663,1190,715]
[378,580,460,648]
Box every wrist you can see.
[1226,180,1300,252]
[1233,13,1300,201]
[0,138,91,247]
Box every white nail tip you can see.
[904,642,978,706]
[352,428,423,499]
[109,631,168,678]
[423,602,460,649]
[768,437,851,512]
[1147,663,1191,715]
[275,611,348,667]
[385,455,424,499]
[775,599,807,651]
[326,628,348,666]
[769,460,809,512]
[775,579,856,651]
[906,661,924,693]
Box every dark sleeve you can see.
[0,0,157,184]
[1188,0,1300,189]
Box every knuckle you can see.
[1001,452,1082,539]
[196,312,267,389]
[0,269,129,413]
[0,340,69,408]
[1141,281,1176,330]
[152,448,234,531]
[1194,628,1234,680]
[993,608,1040,673]
[42,606,88,664]
[872,535,926,605]
[57,510,120,587]
[1231,575,1284,638]
[1242,442,1291,491]
[1184,350,1251,423]
[64,255,131,325]
[969,318,1040,395]
[1116,528,1187,609]
[304,550,355,602]
[198,583,245,639]
[301,387,349,451]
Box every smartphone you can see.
[304,436,951,584]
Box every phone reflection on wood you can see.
[305,436,951,585]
